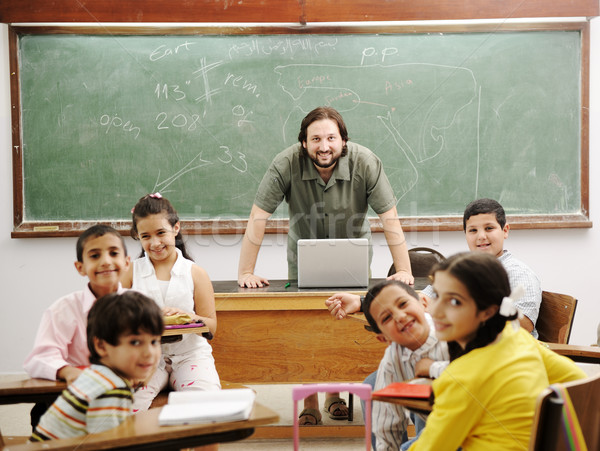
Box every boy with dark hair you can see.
[427,197,542,336]
[362,280,449,450]
[31,291,163,441]
[329,198,542,336]
[327,198,542,448]
[24,224,131,427]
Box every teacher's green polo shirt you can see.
[254,141,397,279]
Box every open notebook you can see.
[297,238,369,288]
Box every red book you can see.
[372,382,432,399]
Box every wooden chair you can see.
[536,291,577,344]
[388,247,446,277]
[529,372,600,451]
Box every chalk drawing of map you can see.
[274,63,479,201]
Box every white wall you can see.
[1,20,598,374]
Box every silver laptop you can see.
[297,238,369,288]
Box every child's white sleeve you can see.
[429,361,449,379]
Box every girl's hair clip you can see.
[149,192,162,199]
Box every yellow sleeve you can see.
[408,369,482,451]
[536,341,587,383]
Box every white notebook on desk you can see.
[158,388,256,426]
[297,238,369,288]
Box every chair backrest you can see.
[529,372,600,451]
[536,291,577,344]
[388,247,446,278]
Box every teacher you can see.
[237,106,414,424]
[238,106,413,288]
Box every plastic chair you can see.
[292,383,372,451]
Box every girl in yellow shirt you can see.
[407,252,586,451]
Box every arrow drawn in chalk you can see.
[152,151,212,193]
[352,99,396,111]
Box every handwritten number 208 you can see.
[155,112,201,131]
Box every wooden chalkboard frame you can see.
[0,0,599,24]
[9,22,592,237]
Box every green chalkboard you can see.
[11,25,589,235]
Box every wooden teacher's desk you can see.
[210,278,430,384]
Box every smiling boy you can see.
[421,198,542,336]
[362,280,449,450]
[24,224,131,427]
[330,199,542,336]
[31,291,164,441]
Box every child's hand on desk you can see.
[57,365,83,385]
[325,293,361,319]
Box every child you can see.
[406,252,586,450]
[30,291,164,441]
[24,224,131,427]
[422,198,542,336]
[329,198,542,337]
[361,280,450,450]
[122,193,221,412]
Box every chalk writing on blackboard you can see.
[12,29,586,235]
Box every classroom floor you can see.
[220,384,369,450]
[220,437,367,450]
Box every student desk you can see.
[371,393,433,416]
[371,379,434,416]
[210,278,430,384]
[2,402,279,450]
[0,378,65,406]
[543,343,600,364]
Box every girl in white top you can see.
[123,193,221,411]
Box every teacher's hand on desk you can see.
[238,273,270,288]
[325,293,361,319]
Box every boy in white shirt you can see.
[332,280,449,450]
